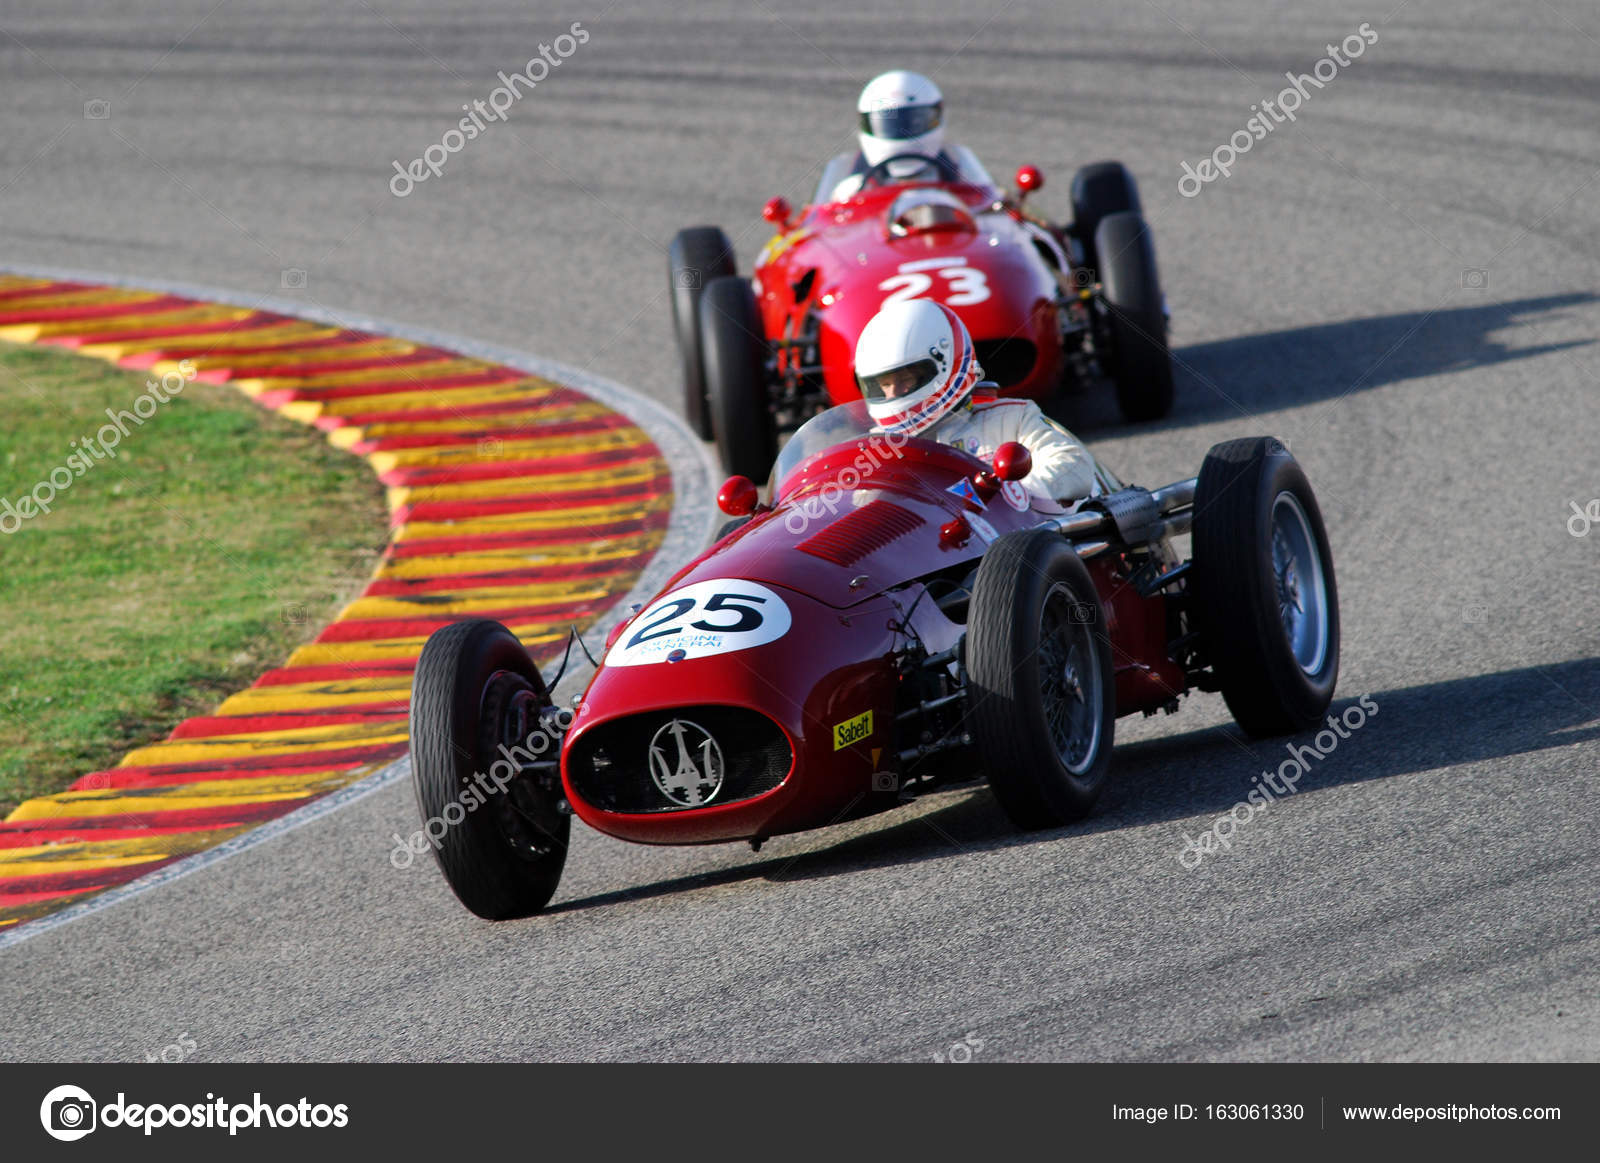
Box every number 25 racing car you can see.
[407,405,1337,919]
[670,158,1175,484]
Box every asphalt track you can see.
[1,0,1597,1061]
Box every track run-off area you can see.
[0,273,704,933]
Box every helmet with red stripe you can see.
[854,299,983,437]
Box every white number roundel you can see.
[606,578,792,667]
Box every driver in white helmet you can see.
[824,71,995,203]
[854,299,1097,504]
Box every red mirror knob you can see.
[717,475,759,516]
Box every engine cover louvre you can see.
[794,499,922,567]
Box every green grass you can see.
[0,341,388,816]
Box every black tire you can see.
[409,619,570,919]
[1095,211,1174,422]
[1191,437,1340,737]
[669,226,735,441]
[1070,160,1142,275]
[700,275,777,482]
[966,530,1117,829]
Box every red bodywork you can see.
[561,435,1185,848]
[753,181,1069,403]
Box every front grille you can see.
[567,705,793,813]
[974,338,1037,388]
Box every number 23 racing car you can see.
[670,158,1175,484]
[408,406,1338,919]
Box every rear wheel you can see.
[966,530,1116,829]
[1191,437,1340,736]
[1095,211,1174,422]
[669,226,735,440]
[1070,160,1142,275]
[409,619,570,919]
[700,275,777,482]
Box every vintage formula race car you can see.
[407,403,1338,919]
[669,157,1174,483]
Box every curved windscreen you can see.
[769,401,884,493]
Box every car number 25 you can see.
[605,579,793,667]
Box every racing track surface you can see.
[1,0,1597,1060]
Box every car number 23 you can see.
[877,257,991,306]
[605,579,793,667]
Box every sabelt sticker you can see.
[606,578,792,667]
[1000,479,1030,511]
[833,710,873,750]
[968,513,998,543]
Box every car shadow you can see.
[1052,292,1596,433]
[542,656,1600,911]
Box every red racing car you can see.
[670,157,1174,482]
[408,407,1338,919]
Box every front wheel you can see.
[700,275,777,482]
[966,530,1117,829]
[1191,437,1340,736]
[409,619,570,919]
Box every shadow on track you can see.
[1054,292,1596,433]
[543,656,1600,912]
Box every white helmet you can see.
[854,299,983,437]
[856,70,944,173]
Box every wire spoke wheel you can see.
[966,530,1117,830]
[1270,491,1330,676]
[1036,587,1103,775]
[409,619,570,920]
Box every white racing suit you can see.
[925,389,1098,505]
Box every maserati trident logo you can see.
[647,719,724,807]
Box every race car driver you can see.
[823,70,996,202]
[854,299,1098,504]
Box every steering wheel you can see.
[859,151,962,190]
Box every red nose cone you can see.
[717,475,759,516]
[993,441,1033,482]
[1015,165,1044,193]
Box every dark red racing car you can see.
[670,157,1174,482]
[408,406,1339,920]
